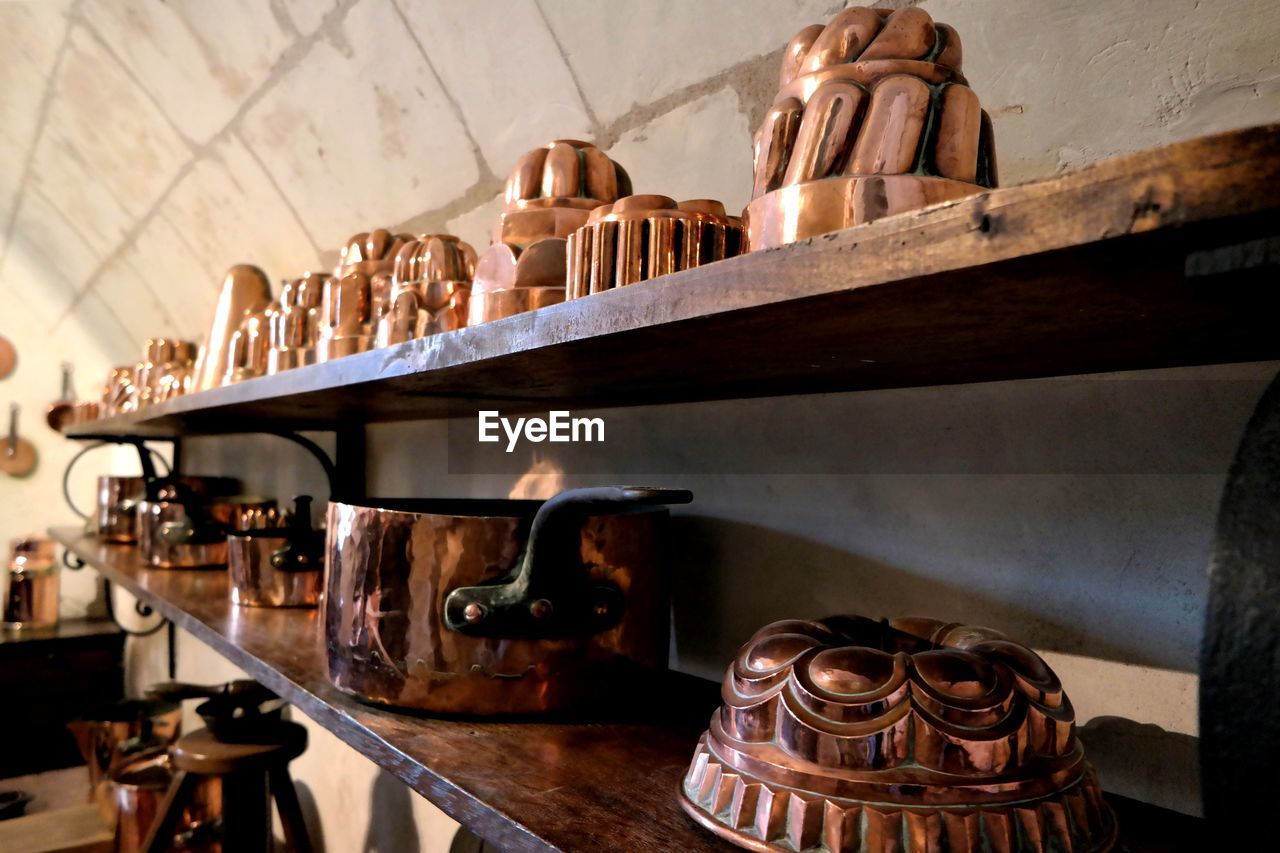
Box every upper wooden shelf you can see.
[66,123,1280,438]
[51,527,1208,851]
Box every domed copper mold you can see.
[680,616,1116,852]
[194,265,273,391]
[747,7,997,250]
[469,140,631,324]
[375,234,477,347]
[315,229,414,362]
[565,195,743,299]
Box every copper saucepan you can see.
[228,496,325,608]
[325,486,692,715]
[136,478,268,569]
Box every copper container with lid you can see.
[679,615,1117,852]
[746,6,997,250]
[469,140,631,324]
[325,486,691,715]
[3,536,58,630]
[228,496,325,608]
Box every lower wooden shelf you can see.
[50,526,1205,851]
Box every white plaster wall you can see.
[4,0,1280,849]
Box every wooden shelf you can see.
[52,527,1208,850]
[65,124,1280,438]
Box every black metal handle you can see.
[268,496,324,572]
[443,486,691,638]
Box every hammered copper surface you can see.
[679,615,1117,852]
[228,532,322,608]
[470,140,631,324]
[566,196,744,298]
[324,497,670,715]
[194,265,273,391]
[746,6,997,249]
[3,536,58,629]
[375,235,476,347]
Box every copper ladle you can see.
[0,403,37,478]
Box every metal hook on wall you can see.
[0,402,37,478]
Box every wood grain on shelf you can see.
[50,527,1208,850]
[65,123,1280,438]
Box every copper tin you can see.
[96,475,146,542]
[3,537,58,630]
[375,235,476,347]
[325,486,691,715]
[222,313,269,384]
[469,140,631,324]
[746,7,997,250]
[566,196,744,299]
[680,616,1117,852]
[193,265,273,391]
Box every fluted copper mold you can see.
[335,229,414,332]
[469,140,632,324]
[376,235,477,347]
[746,6,997,250]
[325,487,690,715]
[194,265,273,390]
[267,272,327,374]
[680,616,1117,852]
[566,196,744,299]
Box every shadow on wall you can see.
[361,770,422,853]
[669,515,1159,677]
[294,781,328,853]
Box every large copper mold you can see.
[680,616,1116,852]
[469,140,631,324]
[566,196,744,299]
[324,486,690,716]
[376,235,477,347]
[747,7,997,250]
[193,265,273,391]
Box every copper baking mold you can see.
[193,265,272,391]
[469,140,631,324]
[746,6,997,250]
[267,272,328,374]
[566,196,743,299]
[680,615,1117,852]
[376,235,477,347]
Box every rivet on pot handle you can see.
[443,486,692,639]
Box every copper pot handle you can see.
[443,486,692,638]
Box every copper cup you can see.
[109,747,221,853]
[325,486,691,715]
[67,699,182,792]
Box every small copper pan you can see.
[228,497,325,608]
[325,486,691,715]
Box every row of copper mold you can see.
[470,140,632,323]
[746,5,998,250]
[325,485,691,715]
[679,615,1117,852]
[228,496,325,608]
[3,535,58,630]
[566,196,744,299]
[79,337,198,424]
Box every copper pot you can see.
[137,488,271,570]
[228,497,325,608]
[109,746,221,853]
[3,537,58,630]
[325,486,691,715]
[67,699,182,792]
[95,475,146,542]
